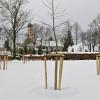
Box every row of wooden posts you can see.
[0,48,8,70]
[23,53,100,90]
[44,54,64,90]
[23,54,64,90]
[1,49,100,90]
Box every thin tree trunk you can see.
[13,31,16,59]
[52,0,58,53]
[76,31,78,45]
[51,0,58,90]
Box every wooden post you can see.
[96,56,99,75]
[58,57,64,90]
[0,56,1,70]
[43,54,64,90]
[0,48,8,70]
[96,56,100,75]
[0,55,2,70]
[22,55,24,61]
[54,57,58,90]
[44,57,48,89]
[23,55,25,64]
[6,55,8,70]
[26,56,27,63]
[99,57,100,74]
[3,56,6,70]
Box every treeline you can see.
[0,0,100,59]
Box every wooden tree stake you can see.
[54,57,58,90]
[58,57,64,90]
[44,57,48,89]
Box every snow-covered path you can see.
[0,60,100,100]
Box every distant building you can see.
[23,23,34,54]
[36,38,63,53]
[27,23,33,40]
[23,23,64,54]
[68,43,89,52]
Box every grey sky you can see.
[27,0,100,31]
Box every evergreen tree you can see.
[46,48,49,54]
[63,30,74,51]
[49,36,53,41]
[20,49,23,55]
[38,45,43,55]
[67,30,74,46]
[63,37,68,51]
[32,48,36,55]
[24,45,27,54]
[28,47,33,54]
[4,40,11,51]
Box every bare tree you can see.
[32,23,41,46]
[0,0,30,59]
[88,15,100,51]
[41,0,67,90]
[72,22,81,45]
[41,0,67,53]
[86,30,93,52]
[45,27,53,50]
[80,32,86,51]
[95,15,100,51]
[64,21,72,34]
[88,24,98,51]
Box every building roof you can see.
[36,40,62,47]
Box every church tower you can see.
[27,23,33,40]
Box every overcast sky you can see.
[27,0,100,31]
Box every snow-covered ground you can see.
[0,60,100,100]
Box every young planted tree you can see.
[41,0,66,53]
[0,0,30,59]
[41,0,67,90]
